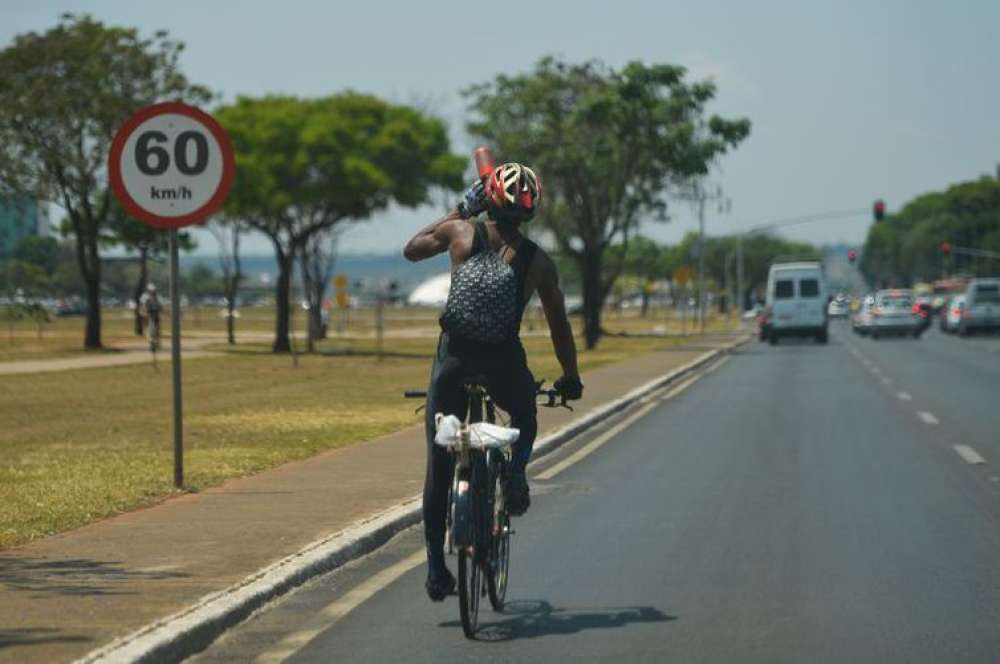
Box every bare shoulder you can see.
[437,217,469,241]
[527,244,560,290]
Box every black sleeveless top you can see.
[469,222,538,314]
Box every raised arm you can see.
[536,253,580,380]
[403,209,464,262]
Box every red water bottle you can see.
[473,146,495,182]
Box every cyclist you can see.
[404,162,583,601]
[139,283,162,339]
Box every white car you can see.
[940,295,965,333]
[958,279,1000,336]
[765,261,829,345]
[869,290,922,339]
[827,299,849,318]
[852,296,875,335]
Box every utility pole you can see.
[697,190,706,335]
[735,207,870,323]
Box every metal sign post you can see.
[109,102,235,488]
[169,230,184,487]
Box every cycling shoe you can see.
[503,470,530,516]
[425,568,456,602]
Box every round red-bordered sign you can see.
[109,102,235,230]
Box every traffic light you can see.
[941,242,952,255]
[873,199,885,222]
[848,249,857,263]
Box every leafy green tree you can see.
[185,263,220,302]
[860,175,1000,286]
[0,259,49,298]
[13,236,59,275]
[217,94,465,352]
[0,14,210,348]
[465,57,750,348]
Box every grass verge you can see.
[0,316,732,549]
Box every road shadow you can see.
[440,599,676,642]
[0,556,189,597]
[0,628,91,650]
[320,348,433,360]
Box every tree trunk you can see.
[81,233,102,350]
[272,251,293,353]
[133,246,148,336]
[309,305,323,346]
[84,271,102,349]
[226,301,236,344]
[579,250,604,350]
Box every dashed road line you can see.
[897,392,912,401]
[953,445,987,465]
[254,549,425,663]
[537,368,708,482]
[917,411,939,425]
[880,376,892,385]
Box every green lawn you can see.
[0,308,733,549]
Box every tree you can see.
[860,174,1000,286]
[217,94,465,352]
[0,259,48,298]
[0,259,49,342]
[299,229,339,352]
[13,236,59,275]
[465,57,750,348]
[208,218,246,344]
[0,14,210,348]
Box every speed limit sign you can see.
[108,102,235,489]
[109,101,235,229]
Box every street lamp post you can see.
[735,207,870,320]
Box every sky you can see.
[3,0,998,256]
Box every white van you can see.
[765,261,829,344]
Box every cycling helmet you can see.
[485,162,542,223]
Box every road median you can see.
[0,332,747,664]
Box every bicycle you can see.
[405,379,569,638]
[147,314,161,354]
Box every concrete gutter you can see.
[77,334,750,664]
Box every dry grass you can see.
[0,307,732,549]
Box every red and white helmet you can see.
[485,162,542,222]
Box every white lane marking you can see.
[870,366,881,375]
[917,411,939,425]
[953,445,987,465]
[897,392,912,401]
[536,371,704,482]
[702,355,731,375]
[535,400,660,481]
[881,377,892,385]
[255,549,425,663]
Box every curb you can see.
[78,334,749,664]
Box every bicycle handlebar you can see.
[402,381,573,410]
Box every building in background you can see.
[0,196,50,258]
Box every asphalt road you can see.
[191,322,1000,663]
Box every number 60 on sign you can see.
[109,102,235,230]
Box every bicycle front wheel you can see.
[487,456,511,610]
[457,544,481,638]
